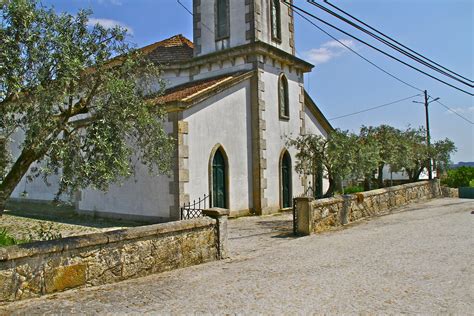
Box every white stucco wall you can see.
[260,63,305,209]
[9,131,69,202]
[77,119,174,221]
[183,79,252,213]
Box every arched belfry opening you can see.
[280,150,292,208]
[209,145,229,208]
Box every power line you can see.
[286,2,473,96]
[328,94,420,120]
[434,100,474,125]
[323,0,474,84]
[308,0,473,88]
[285,3,424,93]
[176,0,214,35]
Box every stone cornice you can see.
[159,41,314,73]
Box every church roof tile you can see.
[148,71,252,105]
[140,34,194,64]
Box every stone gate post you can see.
[202,208,230,259]
[295,197,313,236]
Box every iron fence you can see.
[180,194,209,220]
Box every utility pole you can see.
[413,91,439,180]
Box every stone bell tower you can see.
[193,0,296,57]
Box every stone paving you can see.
[0,198,473,314]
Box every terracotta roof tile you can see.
[140,34,194,64]
[149,72,248,105]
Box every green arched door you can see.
[281,152,292,208]
[212,149,227,208]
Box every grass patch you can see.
[0,228,20,247]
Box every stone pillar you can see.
[340,195,351,225]
[295,197,313,236]
[202,208,230,259]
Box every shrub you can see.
[0,228,18,247]
[442,166,474,188]
[344,185,365,194]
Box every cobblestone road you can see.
[1,198,473,314]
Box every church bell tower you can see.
[193,0,296,57]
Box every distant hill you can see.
[450,161,474,168]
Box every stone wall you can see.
[441,186,459,198]
[0,217,221,302]
[296,180,443,235]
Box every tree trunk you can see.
[377,164,384,188]
[0,147,41,216]
[324,177,336,198]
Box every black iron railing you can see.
[180,194,209,220]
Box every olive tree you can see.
[0,0,173,215]
[288,129,377,197]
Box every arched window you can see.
[279,74,289,119]
[280,150,292,208]
[215,0,230,40]
[209,145,228,208]
[271,0,282,41]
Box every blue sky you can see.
[43,0,473,162]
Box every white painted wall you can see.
[183,79,253,213]
[77,119,174,221]
[261,63,305,210]
[9,130,70,202]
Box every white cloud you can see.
[303,39,355,65]
[87,17,133,35]
[97,0,123,5]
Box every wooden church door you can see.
[212,149,227,208]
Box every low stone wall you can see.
[0,215,225,302]
[296,180,442,235]
[441,186,459,198]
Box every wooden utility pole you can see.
[424,90,432,180]
[414,91,439,180]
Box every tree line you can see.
[288,125,456,197]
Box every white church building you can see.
[11,0,332,222]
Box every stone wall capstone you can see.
[0,217,219,302]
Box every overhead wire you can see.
[285,2,473,96]
[323,0,473,84]
[307,0,473,88]
[433,100,474,125]
[283,2,424,93]
[328,94,421,120]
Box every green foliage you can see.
[0,228,18,246]
[441,167,474,188]
[289,124,456,197]
[0,0,173,207]
[343,185,364,194]
[288,129,379,196]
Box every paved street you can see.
[1,198,473,314]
